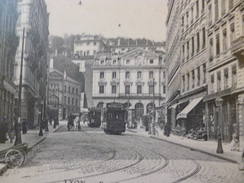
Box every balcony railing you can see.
[231,36,244,60]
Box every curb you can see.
[150,136,238,164]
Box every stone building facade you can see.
[166,0,244,147]
[92,48,166,126]
[14,0,49,128]
[0,0,19,124]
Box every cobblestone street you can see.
[1,123,244,183]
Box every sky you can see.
[45,0,168,42]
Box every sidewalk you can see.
[127,127,243,164]
[0,123,61,175]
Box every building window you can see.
[163,71,166,79]
[72,87,74,94]
[229,0,233,10]
[208,4,212,26]
[216,33,220,55]
[111,85,116,94]
[223,28,227,51]
[99,85,104,94]
[230,23,235,42]
[93,50,96,55]
[101,60,104,65]
[182,44,185,62]
[125,85,130,94]
[197,32,200,52]
[76,99,78,106]
[125,71,130,79]
[202,0,205,11]
[232,65,237,86]
[149,71,154,79]
[202,27,206,48]
[215,0,219,21]
[137,71,142,79]
[68,97,70,104]
[113,60,117,64]
[64,96,66,104]
[112,72,116,79]
[65,85,66,92]
[100,72,104,79]
[224,68,228,88]
[196,0,199,18]
[197,67,200,86]
[72,98,74,105]
[150,59,154,64]
[209,38,213,60]
[87,42,90,45]
[163,85,166,94]
[149,85,154,94]
[94,42,96,45]
[217,71,221,91]
[137,85,142,94]
[126,59,130,64]
[182,75,185,92]
[76,88,78,94]
[210,74,214,93]
[187,41,189,59]
[192,70,195,88]
[87,50,89,55]
[221,0,226,15]
[191,36,194,56]
[69,86,70,93]
[203,63,206,83]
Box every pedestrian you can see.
[230,126,239,151]
[77,113,81,131]
[164,122,171,137]
[0,118,8,143]
[8,124,15,143]
[44,117,49,132]
[22,119,27,134]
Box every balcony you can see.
[231,36,244,60]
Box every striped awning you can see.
[176,97,203,119]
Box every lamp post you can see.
[15,27,25,145]
[215,97,223,153]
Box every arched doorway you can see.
[135,103,144,119]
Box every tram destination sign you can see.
[107,102,124,110]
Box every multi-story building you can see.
[92,48,166,125]
[204,0,244,145]
[14,0,49,128]
[166,0,244,148]
[0,0,19,124]
[165,0,182,128]
[72,35,109,107]
[48,56,83,120]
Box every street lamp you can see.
[15,27,25,145]
[215,97,223,153]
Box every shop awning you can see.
[176,97,203,119]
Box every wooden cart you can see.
[0,143,28,168]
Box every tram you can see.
[87,107,101,127]
[102,102,126,134]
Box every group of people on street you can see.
[0,117,28,143]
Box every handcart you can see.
[0,143,28,168]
